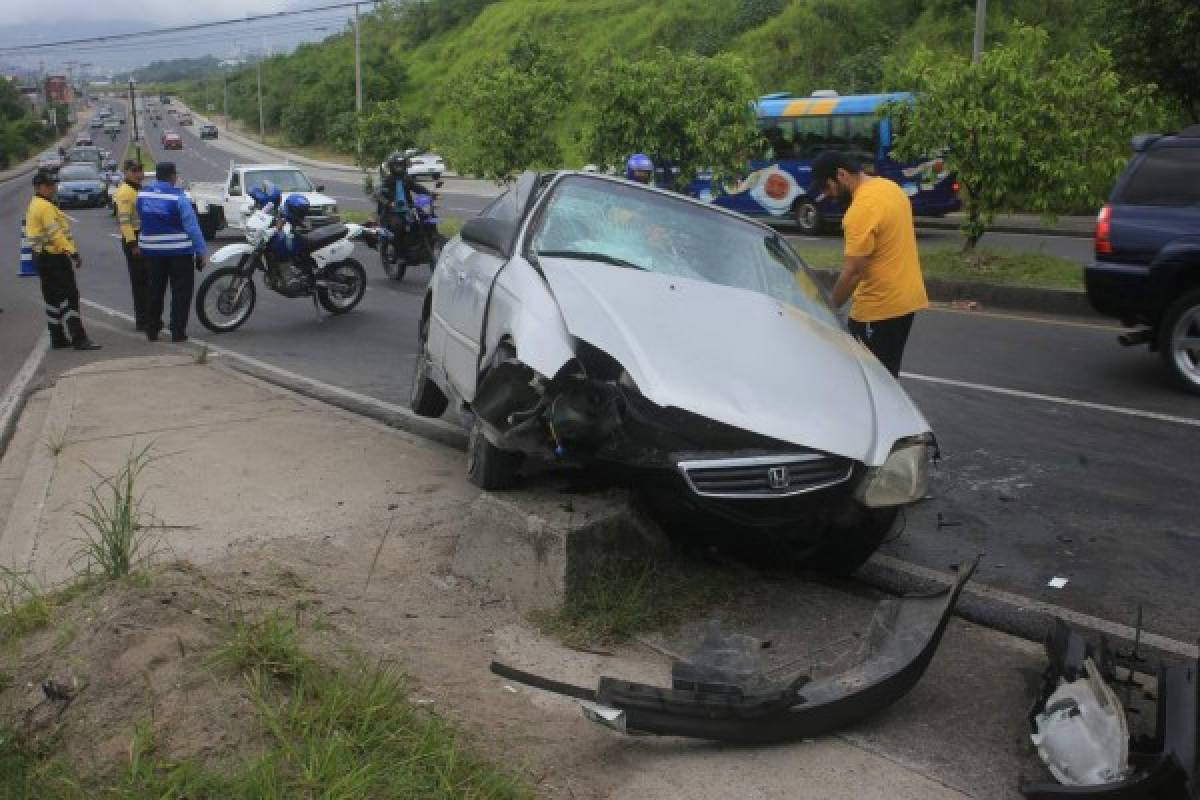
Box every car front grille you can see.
[677,453,854,499]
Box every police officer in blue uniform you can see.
[136,162,207,342]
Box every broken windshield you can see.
[530,176,839,326]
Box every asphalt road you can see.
[1,100,1196,645]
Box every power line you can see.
[35,17,353,58]
[0,1,382,56]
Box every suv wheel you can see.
[1160,287,1200,395]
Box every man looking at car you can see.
[811,151,928,377]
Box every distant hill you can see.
[133,57,223,84]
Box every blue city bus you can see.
[693,90,960,234]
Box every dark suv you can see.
[1086,126,1200,393]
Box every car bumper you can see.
[55,194,106,207]
[1085,260,1151,324]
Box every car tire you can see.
[792,198,824,235]
[410,311,448,418]
[811,508,898,576]
[1159,287,1200,395]
[466,416,523,490]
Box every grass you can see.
[43,427,67,457]
[1,607,533,799]
[0,567,96,644]
[796,243,1083,291]
[72,444,159,581]
[531,556,744,649]
[121,140,155,173]
[192,344,210,365]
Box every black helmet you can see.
[385,151,409,177]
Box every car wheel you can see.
[466,416,523,490]
[1159,287,1200,395]
[811,508,898,576]
[410,311,448,417]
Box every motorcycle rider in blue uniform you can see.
[376,151,430,266]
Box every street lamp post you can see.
[256,57,265,140]
[128,78,142,166]
[972,0,987,64]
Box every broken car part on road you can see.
[490,559,977,744]
[1021,619,1199,799]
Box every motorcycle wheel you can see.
[318,259,367,314]
[379,236,407,281]
[196,265,256,333]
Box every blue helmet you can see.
[282,194,310,224]
[625,153,654,184]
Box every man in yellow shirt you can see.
[26,170,101,350]
[114,159,148,331]
[811,151,927,377]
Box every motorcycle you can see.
[195,203,378,333]
[378,181,447,282]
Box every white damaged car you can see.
[411,172,934,572]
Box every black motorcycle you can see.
[378,181,448,281]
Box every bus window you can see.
[793,116,831,159]
[758,117,796,160]
[829,114,879,162]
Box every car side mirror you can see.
[229,187,241,196]
[460,217,517,256]
[316,184,325,192]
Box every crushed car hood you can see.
[538,257,930,465]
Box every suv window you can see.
[1116,147,1200,206]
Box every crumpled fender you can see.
[491,559,977,744]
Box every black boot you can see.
[49,324,71,349]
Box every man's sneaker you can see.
[73,339,102,351]
[50,338,73,350]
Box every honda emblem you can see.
[767,466,789,490]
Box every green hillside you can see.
[177,0,1105,163]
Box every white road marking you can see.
[902,371,1200,428]
[925,305,1121,332]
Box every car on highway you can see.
[1086,125,1200,394]
[37,151,63,173]
[191,163,339,240]
[75,134,93,147]
[161,131,183,150]
[179,114,193,126]
[199,123,218,139]
[54,164,109,208]
[406,152,445,180]
[103,120,120,136]
[411,171,935,572]
[65,145,103,170]
[89,118,104,129]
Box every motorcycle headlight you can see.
[857,435,932,508]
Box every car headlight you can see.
[856,436,932,508]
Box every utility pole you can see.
[256,57,265,140]
[354,3,363,114]
[129,78,142,166]
[972,0,987,64]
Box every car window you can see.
[59,166,99,181]
[243,170,314,192]
[529,176,838,326]
[480,190,521,222]
[1117,147,1200,206]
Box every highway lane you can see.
[3,98,1196,643]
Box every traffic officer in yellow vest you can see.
[114,159,148,331]
[26,170,101,350]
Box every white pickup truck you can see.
[190,163,340,240]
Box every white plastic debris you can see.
[1048,577,1069,589]
[579,699,627,733]
[1031,658,1130,785]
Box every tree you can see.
[887,25,1162,250]
[581,48,760,189]
[334,99,431,174]
[439,32,568,181]
[1095,0,1200,122]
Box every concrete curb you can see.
[812,269,1094,318]
[915,218,1094,239]
[0,338,50,461]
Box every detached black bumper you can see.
[491,559,977,744]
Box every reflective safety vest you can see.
[136,180,206,256]
[25,195,76,255]
[114,181,141,244]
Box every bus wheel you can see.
[793,199,823,235]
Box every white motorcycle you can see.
[195,204,378,333]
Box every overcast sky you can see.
[6,0,296,27]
